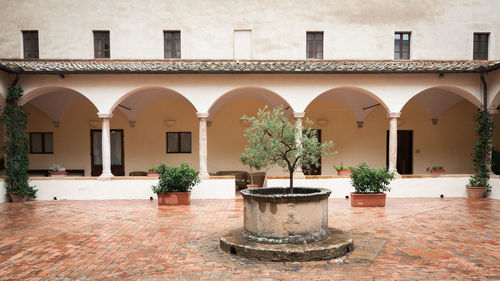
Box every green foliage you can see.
[468,110,494,191]
[491,148,500,175]
[152,162,200,193]
[334,162,353,171]
[431,165,444,170]
[241,106,334,190]
[148,167,158,172]
[49,164,65,172]
[0,85,37,199]
[350,162,395,194]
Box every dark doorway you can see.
[386,130,413,174]
[302,129,321,175]
[91,129,125,176]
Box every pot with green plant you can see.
[50,164,67,177]
[240,151,267,188]
[0,84,37,203]
[152,162,200,205]
[430,165,446,175]
[350,162,395,207]
[334,162,352,176]
[147,167,159,177]
[466,110,494,198]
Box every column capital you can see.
[387,112,401,118]
[293,112,305,118]
[97,112,113,119]
[196,112,209,119]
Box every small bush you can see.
[350,162,395,194]
[152,162,200,194]
[431,165,444,170]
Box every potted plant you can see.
[240,151,267,188]
[430,165,446,175]
[147,167,160,177]
[334,162,352,176]
[49,164,67,177]
[467,110,494,198]
[350,162,395,207]
[0,84,37,203]
[152,162,200,205]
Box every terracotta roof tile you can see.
[0,59,498,74]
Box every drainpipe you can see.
[480,72,487,111]
[9,73,19,87]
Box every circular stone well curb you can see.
[220,227,354,262]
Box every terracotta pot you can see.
[50,171,67,177]
[350,192,386,207]
[431,169,446,175]
[337,170,352,176]
[247,184,259,189]
[157,192,191,205]
[466,186,486,199]
[10,194,27,203]
[147,171,160,177]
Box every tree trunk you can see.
[289,170,294,193]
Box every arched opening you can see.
[399,86,481,174]
[207,87,293,177]
[21,87,98,176]
[107,87,198,176]
[304,87,389,175]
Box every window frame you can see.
[394,32,411,60]
[22,30,39,59]
[306,31,324,59]
[164,30,181,59]
[166,132,191,154]
[93,31,110,58]
[29,132,54,154]
[473,32,489,60]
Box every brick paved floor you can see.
[0,198,499,280]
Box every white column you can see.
[293,112,306,178]
[197,112,209,179]
[98,113,114,180]
[388,112,400,173]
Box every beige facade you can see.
[0,0,500,180]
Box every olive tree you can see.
[241,106,334,192]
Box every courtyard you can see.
[0,198,498,280]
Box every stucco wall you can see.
[0,0,498,60]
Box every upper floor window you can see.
[473,33,489,60]
[164,31,181,58]
[93,31,110,58]
[22,31,39,59]
[306,32,323,59]
[30,132,53,154]
[394,32,410,59]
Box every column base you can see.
[199,172,210,180]
[98,172,114,181]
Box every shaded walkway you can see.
[0,198,498,280]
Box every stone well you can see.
[220,187,354,261]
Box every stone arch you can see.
[305,86,390,122]
[208,86,293,121]
[489,89,500,111]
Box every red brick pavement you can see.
[0,198,499,280]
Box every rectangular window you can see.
[473,33,489,60]
[22,31,39,59]
[306,32,323,59]
[30,132,53,154]
[394,32,410,59]
[164,31,181,58]
[166,132,191,153]
[93,31,110,58]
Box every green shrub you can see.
[431,165,444,170]
[468,111,494,190]
[152,162,200,194]
[350,162,395,194]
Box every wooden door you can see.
[91,129,125,176]
[386,130,413,174]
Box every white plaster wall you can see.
[490,178,500,199]
[0,0,498,60]
[0,181,6,203]
[29,178,235,201]
[268,177,472,198]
